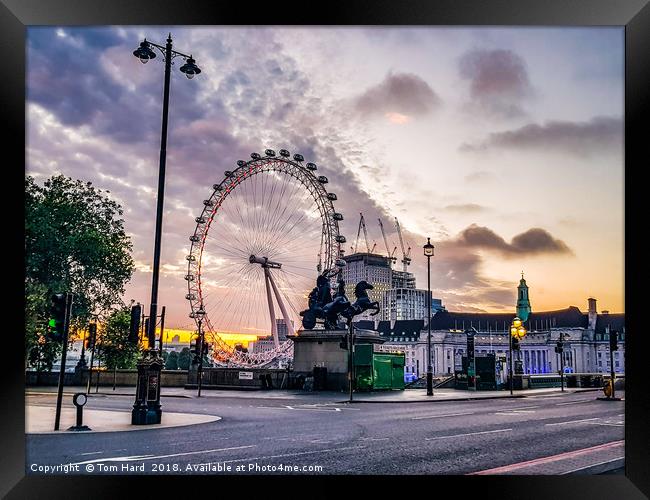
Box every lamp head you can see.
[180,56,201,79]
[133,40,156,64]
[423,237,434,257]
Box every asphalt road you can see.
[26,390,625,475]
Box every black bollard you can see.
[67,393,92,431]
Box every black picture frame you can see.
[4,0,648,498]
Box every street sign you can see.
[239,371,253,380]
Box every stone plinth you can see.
[288,328,385,391]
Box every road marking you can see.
[494,410,536,415]
[72,445,256,465]
[256,405,353,412]
[359,437,389,441]
[425,428,512,441]
[469,440,624,475]
[545,417,600,426]
[584,422,624,427]
[412,412,475,420]
[198,445,367,467]
[556,400,594,406]
[80,452,103,456]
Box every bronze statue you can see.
[300,275,380,330]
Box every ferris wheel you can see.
[185,149,347,367]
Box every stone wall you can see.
[25,369,189,387]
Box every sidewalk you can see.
[469,440,625,475]
[27,385,604,403]
[26,405,221,434]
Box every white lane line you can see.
[412,412,475,420]
[584,422,624,427]
[80,452,103,456]
[556,400,594,406]
[561,456,625,475]
[198,445,367,467]
[501,405,541,410]
[360,437,390,441]
[494,411,536,415]
[72,445,256,466]
[425,428,512,441]
[256,405,349,412]
[545,418,600,427]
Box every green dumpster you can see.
[353,344,405,391]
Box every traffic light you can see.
[555,341,563,354]
[190,337,201,363]
[609,330,618,351]
[86,323,97,350]
[47,293,66,342]
[512,337,520,351]
[129,304,141,344]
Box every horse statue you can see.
[300,276,380,330]
[341,280,380,323]
[321,278,351,329]
[299,274,333,330]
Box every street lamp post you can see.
[423,238,435,396]
[131,34,201,425]
[559,330,565,392]
[509,317,526,395]
[195,305,206,398]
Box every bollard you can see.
[67,392,92,431]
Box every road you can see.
[26,390,624,475]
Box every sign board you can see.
[238,371,254,380]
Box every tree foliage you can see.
[25,175,135,368]
[165,351,179,370]
[177,347,191,370]
[97,307,141,369]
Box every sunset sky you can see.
[26,26,624,337]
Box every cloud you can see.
[353,72,441,120]
[444,203,488,214]
[460,116,622,157]
[458,48,533,118]
[464,171,496,184]
[454,224,573,257]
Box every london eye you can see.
[185,149,346,367]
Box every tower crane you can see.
[378,218,398,265]
[395,217,412,272]
[354,212,371,254]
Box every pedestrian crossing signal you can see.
[47,293,66,342]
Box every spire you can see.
[516,272,531,321]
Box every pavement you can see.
[25,387,625,475]
[26,405,221,434]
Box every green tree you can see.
[25,175,135,369]
[165,351,179,370]
[177,347,191,370]
[96,307,141,369]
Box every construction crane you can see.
[354,212,371,254]
[378,218,397,265]
[395,217,412,272]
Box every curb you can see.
[337,394,527,404]
[336,388,602,404]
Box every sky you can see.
[26,26,624,339]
